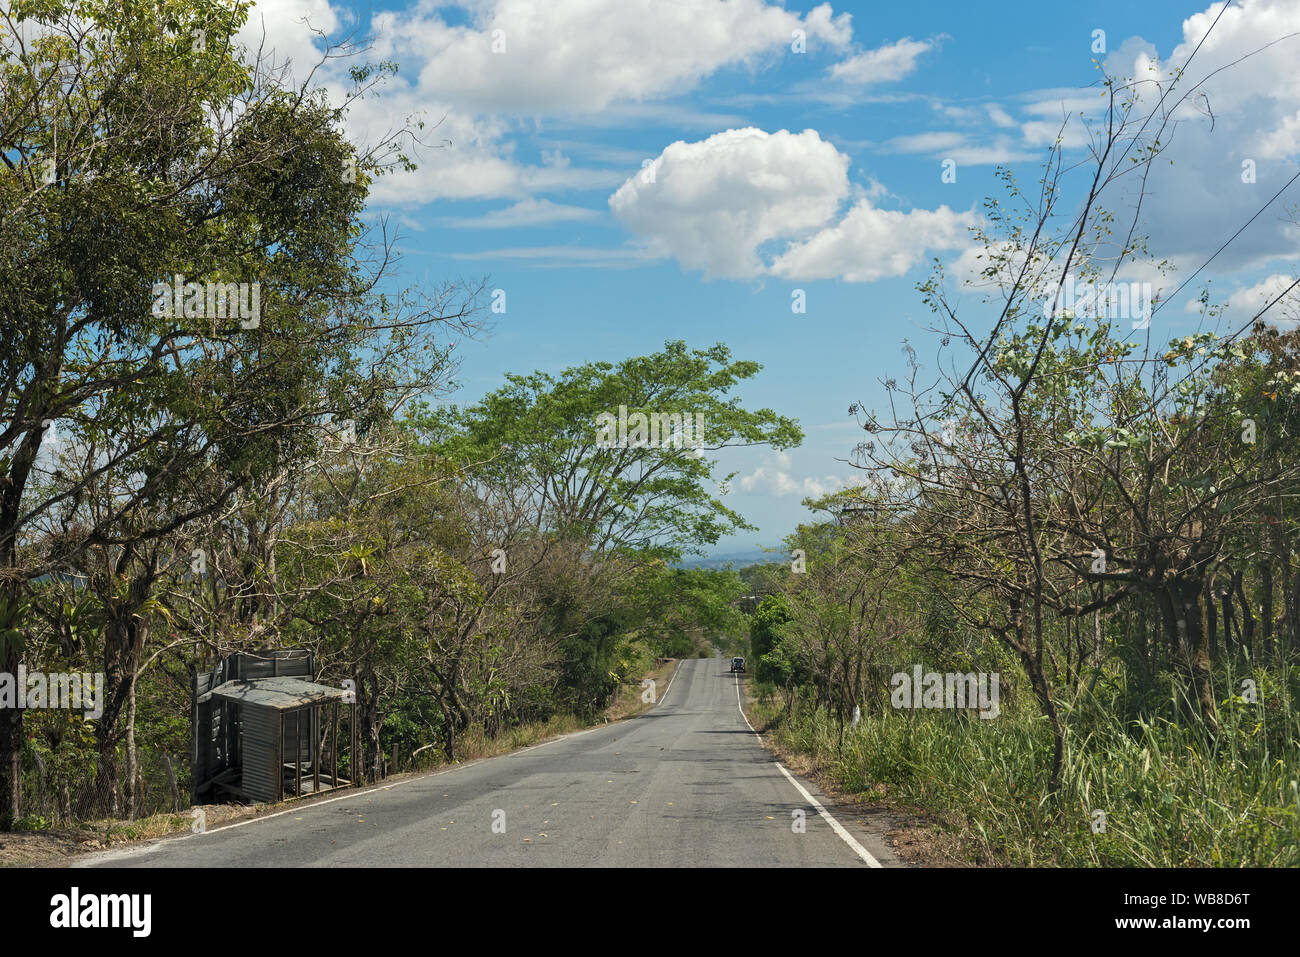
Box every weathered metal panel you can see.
[191,671,221,802]
[190,696,207,803]
[201,676,351,709]
[191,648,355,805]
[240,703,280,803]
[232,650,314,681]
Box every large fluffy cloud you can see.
[1018,1,1300,276]
[236,0,855,204]
[771,198,975,283]
[248,0,851,113]
[610,128,975,282]
[608,128,851,279]
[390,0,852,114]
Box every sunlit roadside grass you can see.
[751,666,1300,867]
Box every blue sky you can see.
[248,0,1300,555]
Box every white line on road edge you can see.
[774,764,882,868]
[517,657,679,755]
[130,752,500,844]
[734,674,883,868]
[510,724,606,756]
[89,662,685,857]
[656,657,682,707]
[80,767,446,860]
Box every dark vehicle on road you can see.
[730,657,745,673]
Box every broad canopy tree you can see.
[0,0,476,826]
[421,340,803,563]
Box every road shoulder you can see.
[735,677,971,868]
[11,659,681,869]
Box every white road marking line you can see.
[511,724,606,756]
[86,662,685,858]
[656,658,681,707]
[113,757,485,848]
[734,672,883,868]
[204,723,612,834]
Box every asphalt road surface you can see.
[76,658,900,867]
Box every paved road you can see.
[77,658,899,867]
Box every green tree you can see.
[421,341,802,562]
[0,0,476,824]
[750,594,792,685]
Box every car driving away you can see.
[730,656,745,673]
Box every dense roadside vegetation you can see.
[740,56,1300,866]
[4,0,1298,872]
[0,0,767,830]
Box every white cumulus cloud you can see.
[1205,273,1300,327]
[611,127,976,282]
[738,451,861,498]
[1018,1,1300,276]
[235,0,856,204]
[771,198,976,283]
[609,128,851,279]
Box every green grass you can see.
[12,815,52,832]
[754,666,1300,866]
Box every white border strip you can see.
[656,658,681,707]
[734,673,882,868]
[89,660,687,854]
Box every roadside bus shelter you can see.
[191,650,357,805]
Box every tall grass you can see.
[756,664,1300,866]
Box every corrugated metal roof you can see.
[199,676,350,709]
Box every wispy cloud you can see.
[829,35,945,86]
[450,245,661,268]
[440,199,602,229]
[738,451,862,498]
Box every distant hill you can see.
[675,547,785,570]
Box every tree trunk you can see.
[123,669,139,818]
[1173,580,1216,730]
[1003,604,1063,795]
[438,695,457,763]
[1093,608,1103,668]
[0,419,47,830]
[1260,560,1274,657]
[96,624,127,818]
[161,752,181,813]
[1290,569,1300,656]
[1204,577,1218,664]
[1220,585,1237,657]
[359,670,382,782]
[1157,585,1182,660]
[97,614,148,818]
[0,646,21,830]
[1235,569,1255,653]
